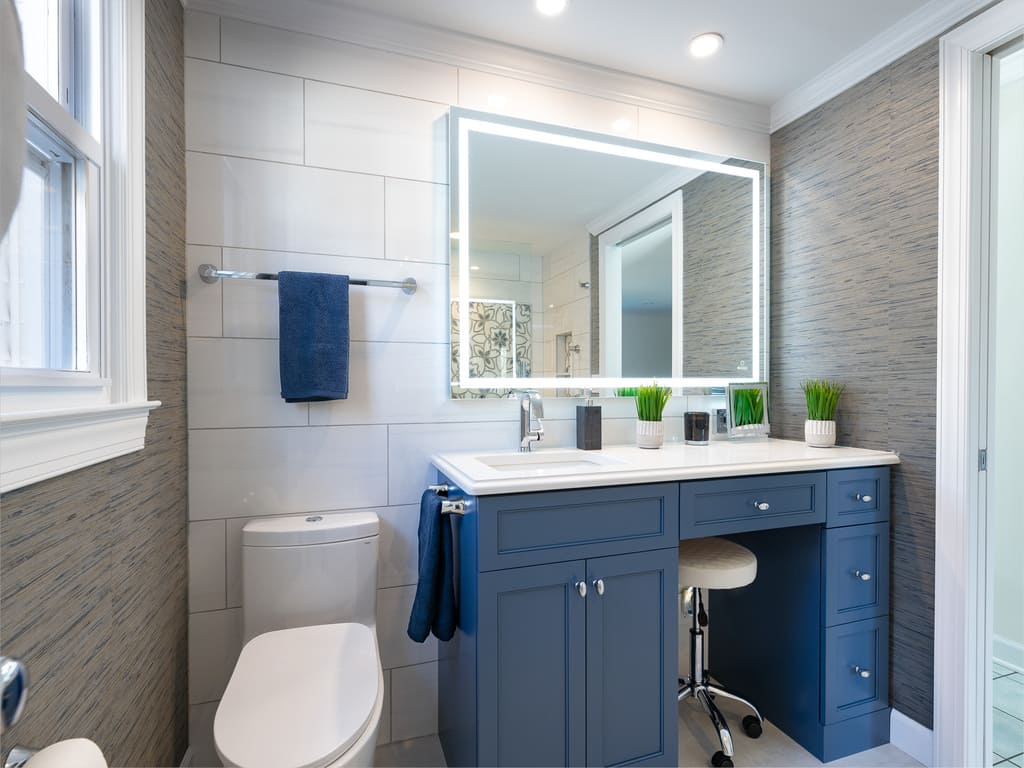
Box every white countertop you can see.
[432,438,900,495]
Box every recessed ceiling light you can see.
[536,0,568,17]
[611,118,632,132]
[689,32,724,59]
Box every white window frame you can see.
[0,1,157,493]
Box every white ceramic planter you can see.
[636,420,665,449]
[805,419,837,448]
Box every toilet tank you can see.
[241,511,379,642]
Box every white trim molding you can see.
[935,2,1024,767]
[891,709,934,767]
[771,0,993,132]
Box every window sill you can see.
[0,400,161,493]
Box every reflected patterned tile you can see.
[993,706,1024,760]
[995,674,1024,720]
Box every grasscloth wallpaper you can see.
[0,1,188,763]
[770,41,939,728]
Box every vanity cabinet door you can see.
[478,561,587,767]
[585,548,678,767]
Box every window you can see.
[0,1,156,493]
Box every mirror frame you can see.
[450,107,768,392]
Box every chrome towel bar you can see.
[428,484,466,515]
[198,264,417,295]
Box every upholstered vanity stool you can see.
[678,537,765,768]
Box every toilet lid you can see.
[214,623,379,768]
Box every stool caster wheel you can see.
[711,751,734,767]
[742,714,763,738]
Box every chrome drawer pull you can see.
[753,501,770,511]
[856,493,873,503]
[593,578,605,596]
[852,665,871,678]
[852,570,872,581]
[575,581,587,598]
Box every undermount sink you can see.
[474,451,626,473]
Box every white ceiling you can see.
[330,0,933,105]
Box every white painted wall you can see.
[992,47,1024,668]
[183,11,761,763]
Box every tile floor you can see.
[994,661,1024,767]
[375,696,923,768]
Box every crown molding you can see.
[181,0,770,134]
[769,0,993,132]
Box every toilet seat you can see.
[214,623,380,768]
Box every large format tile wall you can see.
[0,1,188,764]
[183,11,766,761]
[770,41,940,728]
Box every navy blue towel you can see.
[407,490,457,643]
[278,271,350,403]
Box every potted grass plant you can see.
[801,379,845,448]
[635,383,671,449]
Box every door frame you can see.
[935,2,1024,765]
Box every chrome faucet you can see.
[515,390,544,451]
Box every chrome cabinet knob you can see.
[0,656,28,734]
[753,501,770,511]
[852,665,871,678]
[856,493,873,503]
[575,581,587,598]
[593,579,605,596]
[852,570,872,581]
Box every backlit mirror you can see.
[449,108,767,398]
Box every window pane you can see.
[0,118,83,371]
[13,0,61,103]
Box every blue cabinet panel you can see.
[585,549,678,767]
[478,562,587,767]
[826,467,890,527]
[478,484,679,571]
[679,472,825,537]
[822,617,889,724]
[822,522,890,626]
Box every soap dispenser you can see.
[576,396,602,450]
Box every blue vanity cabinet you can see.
[439,483,680,768]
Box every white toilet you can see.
[214,512,384,768]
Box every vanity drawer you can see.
[822,617,889,724]
[822,523,889,626]
[476,483,679,571]
[826,467,890,527]
[678,473,825,538]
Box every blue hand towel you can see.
[407,490,457,643]
[278,271,349,403]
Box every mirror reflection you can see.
[450,110,766,397]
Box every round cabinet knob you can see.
[852,665,872,678]
[856,493,873,503]
[593,579,605,596]
[853,570,872,581]
[753,501,770,511]
[575,581,587,599]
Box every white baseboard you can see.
[179,747,193,767]
[891,709,933,767]
[994,635,1024,673]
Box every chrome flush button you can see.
[305,515,323,523]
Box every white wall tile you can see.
[187,338,309,429]
[189,520,226,613]
[387,422,517,506]
[189,608,242,705]
[221,18,457,104]
[219,249,447,343]
[459,69,638,137]
[225,517,245,609]
[184,11,219,62]
[306,81,448,183]
[189,426,388,520]
[186,59,304,164]
[637,107,770,163]
[186,245,222,338]
[189,702,220,768]
[186,152,384,258]
[377,504,420,589]
[378,668,392,745]
[391,662,438,742]
[377,585,437,669]
[385,179,449,264]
